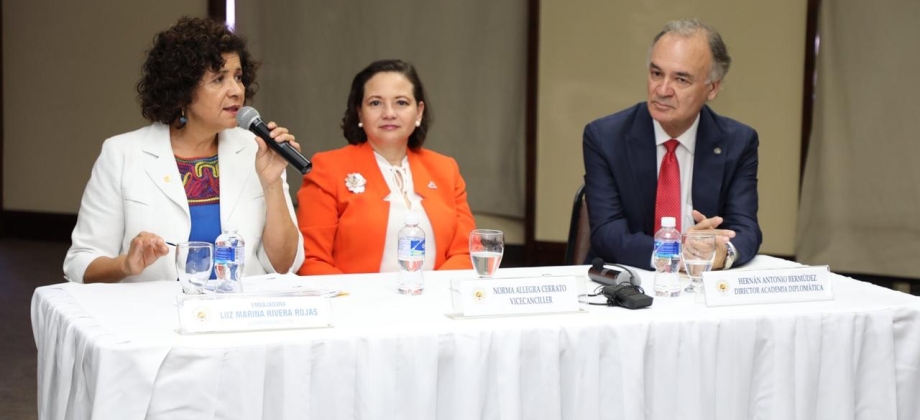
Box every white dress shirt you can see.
[650,115,739,268]
[374,152,438,273]
[653,115,700,233]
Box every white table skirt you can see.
[32,256,920,420]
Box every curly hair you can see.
[342,59,432,149]
[136,17,259,126]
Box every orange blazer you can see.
[297,142,476,275]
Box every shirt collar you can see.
[653,113,700,154]
[373,150,409,169]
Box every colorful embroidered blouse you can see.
[176,155,221,244]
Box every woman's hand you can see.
[254,121,301,187]
[122,231,169,276]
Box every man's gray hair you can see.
[650,19,732,84]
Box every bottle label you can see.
[653,240,680,257]
[398,238,425,260]
[215,246,244,264]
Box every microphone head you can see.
[591,257,604,271]
[236,106,261,129]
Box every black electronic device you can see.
[588,258,653,309]
[237,106,312,174]
[601,283,653,309]
[588,258,641,287]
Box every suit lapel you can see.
[626,104,659,234]
[408,150,449,267]
[353,143,391,271]
[692,106,725,217]
[355,142,391,202]
[218,129,254,227]
[141,123,189,218]
[408,149,432,200]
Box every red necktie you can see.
[654,139,681,232]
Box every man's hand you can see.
[688,210,734,269]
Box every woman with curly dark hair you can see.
[64,17,304,284]
[296,59,475,278]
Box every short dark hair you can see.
[342,59,432,149]
[651,19,732,83]
[136,17,258,126]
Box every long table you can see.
[31,256,920,420]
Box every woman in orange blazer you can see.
[297,59,475,275]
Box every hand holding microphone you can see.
[237,106,312,175]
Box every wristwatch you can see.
[723,241,737,270]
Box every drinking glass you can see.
[469,229,504,278]
[176,242,214,294]
[682,233,717,293]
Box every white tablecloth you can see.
[31,256,920,420]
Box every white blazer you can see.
[64,123,305,283]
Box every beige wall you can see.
[2,0,206,213]
[3,1,803,255]
[0,0,528,245]
[537,1,805,255]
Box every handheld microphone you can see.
[588,258,641,287]
[589,258,653,309]
[236,106,312,174]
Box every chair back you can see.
[564,184,591,265]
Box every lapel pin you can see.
[164,175,171,183]
[345,173,366,194]
[714,147,722,155]
[428,181,437,189]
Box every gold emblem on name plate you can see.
[717,280,730,295]
[194,307,209,322]
[472,288,486,303]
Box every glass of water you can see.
[176,241,214,294]
[682,233,717,294]
[469,229,504,278]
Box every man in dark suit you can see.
[583,19,762,269]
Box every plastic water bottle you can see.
[397,213,425,295]
[214,223,245,293]
[653,216,681,297]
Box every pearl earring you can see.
[358,122,363,128]
[415,120,421,127]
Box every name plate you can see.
[451,275,582,317]
[702,265,834,307]
[177,291,333,334]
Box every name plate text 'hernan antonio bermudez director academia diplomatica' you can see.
[702,265,834,307]
[177,291,333,334]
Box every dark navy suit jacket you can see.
[582,102,762,268]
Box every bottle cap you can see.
[661,217,676,228]
[404,212,419,226]
[222,221,239,233]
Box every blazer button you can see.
[164,175,171,183]
[713,147,722,155]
